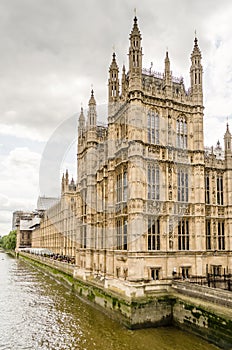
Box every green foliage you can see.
[0,230,17,251]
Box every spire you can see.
[165,51,170,70]
[87,89,97,128]
[78,107,85,137]
[225,122,231,136]
[108,52,119,102]
[130,16,141,39]
[109,52,118,70]
[89,89,96,106]
[192,35,201,56]
[69,177,76,191]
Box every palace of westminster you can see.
[16,16,232,292]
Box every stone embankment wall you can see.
[19,253,232,349]
[172,281,232,349]
[172,280,232,308]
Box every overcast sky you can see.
[1,0,232,235]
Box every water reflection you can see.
[0,252,219,350]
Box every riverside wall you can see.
[19,253,232,349]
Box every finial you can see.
[226,117,230,132]
[90,84,94,97]
[194,30,198,46]
[91,89,94,97]
[134,7,137,17]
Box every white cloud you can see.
[0,147,41,234]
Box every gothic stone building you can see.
[32,16,232,295]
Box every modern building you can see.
[31,16,232,294]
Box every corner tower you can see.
[108,53,120,118]
[128,16,142,90]
[224,123,232,157]
[190,36,203,105]
[108,52,119,103]
[87,89,97,129]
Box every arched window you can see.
[176,117,187,149]
[147,111,159,144]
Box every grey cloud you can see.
[0,0,232,137]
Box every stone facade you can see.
[32,16,232,293]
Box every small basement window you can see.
[151,268,160,280]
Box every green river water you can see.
[0,252,220,350]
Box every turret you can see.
[61,171,76,195]
[65,169,69,186]
[190,36,203,104]
[61,173,65,194]
[87,89,97,129]
[61,170,69,195]
[224,123,232,156]
[78,107,85,137]
[108,52,119,103]
[121,64,126,97]
[164,51,171,92]
[128,16,142,90]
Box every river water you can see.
[0,252,219,350]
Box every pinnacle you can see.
[88,89,96,105]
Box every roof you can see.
[20,219,33,231]
[37,196,60,211]
[29,217,41,229]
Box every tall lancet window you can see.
[217,174,223,205]
[116,169,128,203]
[177,168,188,202]
[147,111,159,144]
[116,218,127,250]
[176,117,187,149]
[147,164,160,200]
[147,217,160,250]
[178,219,189,250]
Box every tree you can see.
[0,230,17,251]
